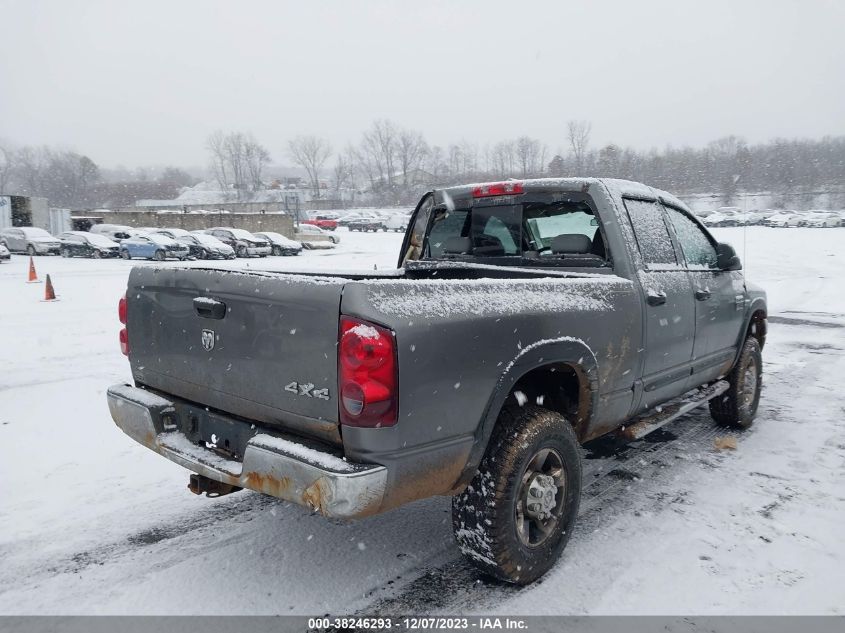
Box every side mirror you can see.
[716,242,742,271]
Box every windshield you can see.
[228,228,258,240]
[21,227,53,238]
[86,234,117,246]
[191,234,226,247]
[425,200,607,266]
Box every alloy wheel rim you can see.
[515,447,566,547]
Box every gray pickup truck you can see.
[107,178,767,584]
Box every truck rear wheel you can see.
[452,405,581,585]
[710,337,762,429]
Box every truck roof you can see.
[438,177,690,213]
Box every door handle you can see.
[695,289,712,301]
[647,291,667,306]
[193,297,227,319]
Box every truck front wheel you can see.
[710,337,762,429]
[452,405,581,585]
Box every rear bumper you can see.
[106,384,388,518]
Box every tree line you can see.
[2,124,844,209]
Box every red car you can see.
[302,215,338,231]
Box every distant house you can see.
[370,168,436,192]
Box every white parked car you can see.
[384,213,412,232]
[802,212,841,228]
[703,209,741,227]
[0,227,62,255]
[768,214,803,228]
[296,223,340,244]
[90,223,135,241]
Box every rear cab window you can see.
[419,189,612,269]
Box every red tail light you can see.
[118,293,129,356]
[472,181,524,197]
[339,316,397,427]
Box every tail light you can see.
[118,293,129,356]
[472,181,524,197]
[339,316,397,427]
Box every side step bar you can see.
[618,380,729,441]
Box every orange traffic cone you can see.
[27,256,42,283]
[42,274,58,301]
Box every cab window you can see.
[623,198,677,268]
[664,206,718,269]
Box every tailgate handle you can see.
[193,297,227,320]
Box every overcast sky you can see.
[1,0,843,169]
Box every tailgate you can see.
[126,266,346,444]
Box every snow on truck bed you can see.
[1,226,844,615]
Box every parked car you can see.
[58,231,121,258]
[337,213,365,227]
[0,227,61,255]
[296,223,341,244]
[119,233,190,261]
[302,214,339,231]
[801,212,841,228]
[89,224,135,242]
[702,208,741,227]
[768,213,803,228]
[762,211,793,227]
[176,233,235,260]
[252,231,302,256]
[205,228,271,257]
[384,213,412,232]
[108,177,766,586]
[347,216,385,232]
[152,228,192,240]
[0,243,10,262]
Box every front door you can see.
[663,204,746,384]
[623,198,696,410]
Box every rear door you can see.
[623,197,696,409]
[127,267,347,443]
[398,193,434,266]
[662,204,746,384]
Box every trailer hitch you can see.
[187,474,242,497]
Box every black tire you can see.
[27,244,36,256]
[198,249,207,260]
[61,248,71,258]
[272,246,282,256]
[120,250,130,260]
[153,250,165,261]
[92,250,102,259]
[710,337,762,429]
[452,405,581,585]
[237,245,247,257]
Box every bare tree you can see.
[396,129,428,185]
[360,120,398,188]
[207,131,271,199]
[515,136,547,177]
[567,120,592,173]
[288,135,332,197]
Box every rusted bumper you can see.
[106,384,387,518]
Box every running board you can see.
[618,380,729,441]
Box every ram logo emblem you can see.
[201,329,216,351]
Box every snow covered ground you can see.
[0,227,843,615]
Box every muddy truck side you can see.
[107,177,767,584]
